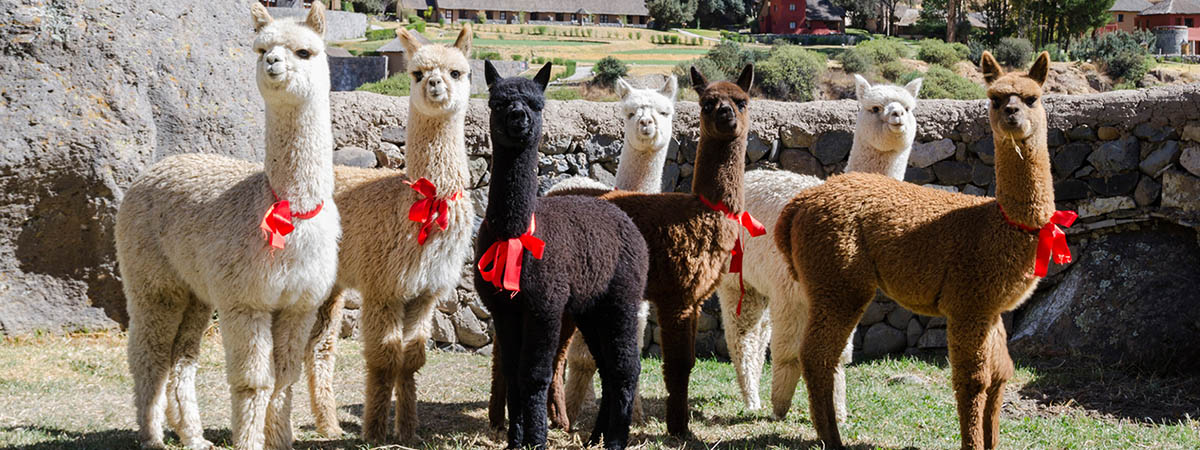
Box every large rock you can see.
[862,322,906,358]
[910,139,956,168]
[1087,136,1140,175]
[1011,223,1200,373]
[1161,170,1200,211]
[0,0,265,333]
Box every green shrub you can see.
[950,42,969,61]
[756,45,827,102]
[898,66,984,100]
[535,25,548,35]
[342,2,354,12]
[855,38,910,64]
[1106,53,1153,83]
[967,40,987,64]
[365,28,393,41]
[511,54,522,61]
[357,74,410,97]
[837,48,874,74]
[673,57,725,83]
[438,16,446,26]
[475,11,486,24]
[917,39,962,67]
[878,60,911,82]
[407,21,426,33]
[407,14,421,23]
[993,37,1033,67]
[1040,43,1068,62]
[472,50,501,60]
[592,56,628,88]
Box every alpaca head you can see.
[690,65,753,140]
[251,2,329,105]
[853,74,921,152]
[980,51,1049,141]
[485,61,552,151]
[396,24,472,117]
[615,76,678,153]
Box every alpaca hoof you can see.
[745,398,762,411]
[139,439,168,450]
[183,438,215,450]
[315,423,344,438]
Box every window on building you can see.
[789,21,796,28]
[789,3,796,10]
[500,11,506,20]
[1118,13,1123,22]
[1177,18,1183,25]
[1187,18,1195,27]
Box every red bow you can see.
[999,205,1077,277]
[478,214,546,298]
[699,194,766,315]
[406,177,462,245]
[260,191,323,250]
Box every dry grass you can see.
[2,331,1198,449]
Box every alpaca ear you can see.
[660,75,678,101]
[853,74,870,100]
[1028,51,1050,86]
[304,1,326,37]
[395,27,421,59]
[251,2,272,32]
[980,51,1004,85]
[904,77,923,100]
[615,78,633,99]
[485,60,501,87]
[736,64,754,93]
[534,62,553,91]
[689,66,708,92]
[454,23,472,55]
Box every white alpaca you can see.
[302,26,475,443]
[715,74,922,419]
[542,76,677,429]
[115,4,339,450]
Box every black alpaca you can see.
[475,61,648,450]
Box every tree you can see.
[647,0,698,29]
[592,56,629,88]
[695,0,756,27]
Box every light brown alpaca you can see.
[776,52,1071,449]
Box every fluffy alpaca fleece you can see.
[522,75,676,431]
[115,4,339,449]
[477,61,647,450]
[714,75,922,418]
[776,52,1058,449]
[302,26,475,442]
[545,65,757,436]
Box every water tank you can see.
[1154,26,1189,55]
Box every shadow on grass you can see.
[1014,356,1200,425]
[0,426,140,450]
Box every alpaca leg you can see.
[833,326,855,423]
[717,278,769,411]
[630,301,648,424]
[488,339,508,431]
[305,287,344,437]
[946,314,1002,450]
[393,293,436,441]
[768,281,809,420]
[564,328,597,427]
[983,319,1012,450]
[129,290,187,449]
[493,309,526,448]
[547,316,575,430]
[166,298,215,450]
[219,307,275,450]
[578,303,639,450]
[265,306,318,450]
[360,297,404,444]
[516,315,559,449]
[801,283,874,449]
[656,305,699,437]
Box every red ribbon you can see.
[999,204,1077,277]
[478,214,546,298]
[698,194,766,315]
[406,177,462,245]
[260,191,323,250]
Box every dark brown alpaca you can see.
[775,52,1068,449]
[490,65,758,437]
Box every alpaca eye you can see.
[256,48,266,55]
[991,98,1004,109]
[295,49,311,59]
[659,110,669,116]
[1024,96,1037,106]
[451,70,461,79]
[412,71,423,82]
[735,100,747,109]
[871,106,881,113]
[628,112,635,119]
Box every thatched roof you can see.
[1141,0,1200,15]
[400,0,648,16]
[1110,0,1152,12]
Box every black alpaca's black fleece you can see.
[474,62,648,450]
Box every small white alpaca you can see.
[541,76,677,429]
[715,74,921,418]
[303,25,475,443]
[115,3,339,450]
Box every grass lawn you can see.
[613,48,711,55]
[434,38,608,47]
[2,332,1197,449]
[678,28,722,39]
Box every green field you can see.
[435,38,608,47]
[614,48,711,55]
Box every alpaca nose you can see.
[639,116,652,127]
[265,53,281,65]
[428,76,442,87]
[1004,104,1019,115]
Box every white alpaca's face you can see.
[254,21,328,104]
[408,46,471,116]
[854,75,921,152]
[617,76,677,152]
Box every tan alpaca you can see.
[116,4,339,450]
[776,52,1068,449]
[302,26,475,442]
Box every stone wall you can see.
[328,55,387,91]
[326,84,1200,369]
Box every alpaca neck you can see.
[614,139,669,193]
[846,139,911,181]
[264,97,333,213]
[691,132,746,212]
[484,142,538,238]
[993,125,1054,227]
[405,108,471,194]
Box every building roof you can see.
[1109,0,1153,12]
[895,4,921,27]
[966,12,990,28]
[407,0,649,16]
[806,0,846,21]
[1141,0,1200,14]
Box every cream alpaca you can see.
[116,4,338,450]
[715,75,921,418]
[303,26,475,443]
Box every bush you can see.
[357,74,410,97]
[1068,30,1155,82]
[838,48,874,74]
[1041,43,1068,62]
[475,11,486,24]
[898,66,984,100]
[917,39,963,67]
[365,28,394,41]
[438,16,446,26]
[855,38,910,64]
[967,40,987,64]
[756,45,827,102]
[993,37,1033,67]
[878,60,912,82]
[1106,53,1153,83]
[592,56,628,88]
[407,14,421,24]
[511,54,522,61]
[342,2,354,12]
[950,42,969,61]
[535,25,548,35]
[407,20,426,33]
[673,57,725,83]
[472,50,501,60]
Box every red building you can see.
[758,0,845,34]
[1136,0,1200,53]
